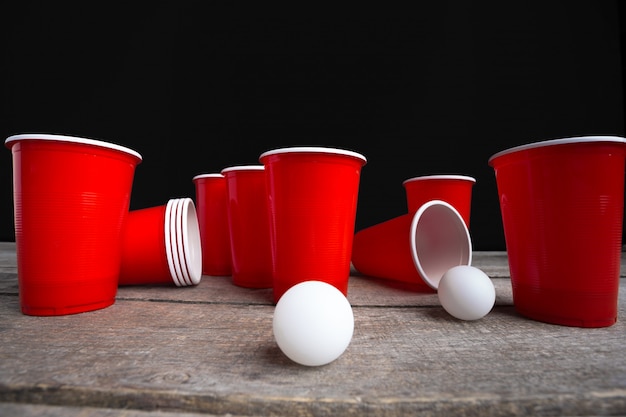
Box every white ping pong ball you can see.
[438,265,496,321]
[273,281,354,367]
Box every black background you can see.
[2,2,625,250]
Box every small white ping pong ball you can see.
[438,265,495,321]
[273,280,354,367]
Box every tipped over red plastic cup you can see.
[489,135,626,328]
[260,147,367,303]
[221,165,273,288]
[120,203,171,285]
[352,200,472,291]
[119,198,202,287]
[5,133,142,315]
[402,174,475,227]
[193,173,232,276]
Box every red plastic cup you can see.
[221,165,273,288]
[119,198,201,287]
[5,133,142,316]
[489,136,626,328]
[259,147,367,303]
[352,200,472,291]
[120,203,173,285]
[192,174,232,276]
[402,175,475,227]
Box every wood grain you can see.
[0,242,625,416]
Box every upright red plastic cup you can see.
[260,147,367,303]
[221,165,273,288]
[402,175,475,227]
[5,133,142,316]
[192,174,232,276]
[489,136,626,328]
[352,200,472,291]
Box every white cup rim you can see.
[192,173,224,181]
[174,198,194,286]
[164,199,183,287]
[259,146,367,164]
[488,135,626,164]
[170,198,190,286]
[402,175,476,186]
[221,165,265,174]
[5,133,142,161]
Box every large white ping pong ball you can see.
[273,281,354,366]
[438,265,496,321]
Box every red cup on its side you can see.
[192,174,232,276]
[489,135,626,328]
[5,133,142,316]
[402,174,475,227]
[352,200,472,291]
[260,147,367,303]
[120,203,173,285]
[221,165,273,288]
[120,198,202,286]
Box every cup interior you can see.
[410,200,472,289]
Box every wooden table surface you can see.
[0,241,625,417]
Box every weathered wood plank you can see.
[0,242,625,416]
[1,293,625,416]
[0,402,241,417]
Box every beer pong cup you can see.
[192,173,232,276]
[120,203,173,285]
[352,200,472,291]
[119,198,201,286]
[402,175,475,227]
[221,165,273,288]
[489,136,626,328]
[5,133,142,316]
[259,147,367,303]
